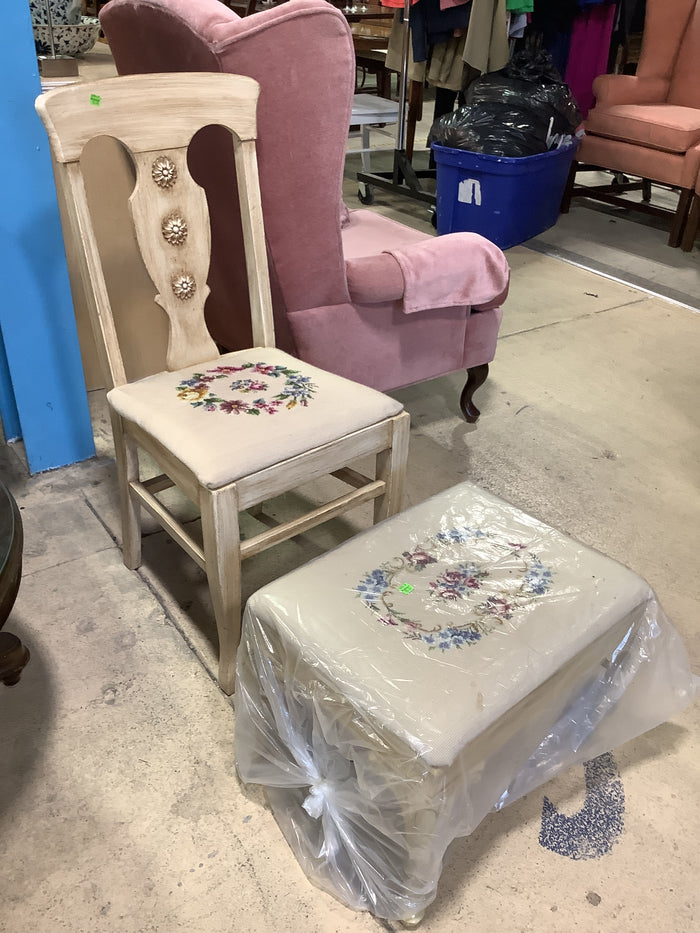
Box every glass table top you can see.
[0,478,17,578]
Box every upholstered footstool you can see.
[234,483,696,924]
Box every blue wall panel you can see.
[0,0,95,472]
[0,332,21,442]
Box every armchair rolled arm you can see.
[346,254,405,304]
[591,74,669,109]
[346,233,510,313]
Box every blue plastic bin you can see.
[432,139,580,249]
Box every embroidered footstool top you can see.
[244,482,653,768]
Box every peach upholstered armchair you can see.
[100,0,510,421]
[562,0,700,248]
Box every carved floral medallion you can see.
[171,274,196,301]
[151,156,178,189]
[161,213,188,246]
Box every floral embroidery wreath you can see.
[175,362,316,415]
[354,526,554,651]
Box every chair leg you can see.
[377,66,392,100]
[373,411,410,524]
[560,161,578,213]
[361,124,371,174]
[681,192,700,252]
[669,187,693,248]
[110,412,142,570]
[460,364,489,423]
[200,484,242,695]
[405,80,423,162]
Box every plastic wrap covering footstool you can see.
[234,483,697,924]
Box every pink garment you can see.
[383,233,510,314]
[565,2,617,119]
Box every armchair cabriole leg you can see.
[669,188,693,248]
[460,363,489,423]
[681,192,699,252]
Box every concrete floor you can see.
[1,50,699,933]
[528,196,700,311]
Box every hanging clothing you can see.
[386,0,510,87]
[462,0,511,74]
[386,18,469,91]
[399,0,472,64]
[528,0,579,75]
[564,2,617,117]
[509,12,528,37]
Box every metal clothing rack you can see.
[356,0,436,206]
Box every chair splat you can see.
[129,147,218,371]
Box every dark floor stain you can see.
[586,891,602,906]
[539,752,625,860]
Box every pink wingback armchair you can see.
[100,0,510,420]
[562,0,700,248]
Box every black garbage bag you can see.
[430,49,582,157]
[431,101,556,157]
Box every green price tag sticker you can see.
[398,583,414,594]
[90,94,102,106]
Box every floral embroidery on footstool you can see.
[354,527,555,651]
[429,563,489,600]
[175,362,316,414]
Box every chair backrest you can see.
[667,0,700,107]
[100,0,356,355]
[637,0,700,106]
[36,72,275,390]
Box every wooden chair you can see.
[36,72,410,694]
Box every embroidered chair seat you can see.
[235,482,696,923]
[109,347,403,489]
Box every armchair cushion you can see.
[586,103,700,153]
[342,208,429,257]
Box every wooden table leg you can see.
[0,631,30,687]
[405,79,424,162]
